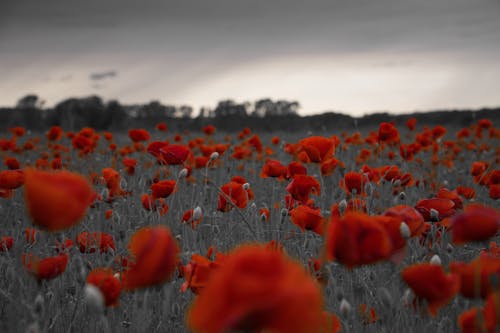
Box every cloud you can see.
[90,70,117,81]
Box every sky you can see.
[1,0,500,116]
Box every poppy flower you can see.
[47,126,63,141]
[451,204,500,245]
[458,307,484,333]
[321,311,342,333]
[289,205,324,234]
[150,180,177,198]
[401,263,460,316]
[122,158,137,175]
[24,169,96,231]
[406,117,417,131]
[286,174,320,204]
[202,125,216,136]
[181,209,203,229]
[102,168,128,199]
[341,171,364,195]
[259,208,270,222]
[384,205,426,237]
[0,236,14,252]
[458,291,500,333]
[450,256,500,299]
[0,169,24,189]
[490,184,500,200]
[128,129,151,142]
[187,244,324,333]
[159,144,192,165]
[22,253,69,280]
[181,253,225,294]
[320,158,344,176]
[374,215,406,254]
[297,136,335,163]
[326,212,392,268]
[217,181,249,212]
[121,226,179,290]
[55,238,74,253]
[76,231,116,254]
[378,122,400,144]
[437,187,463,209]
[86,268,121,307]
[140,194,169,215]
[156,122,167,131]
[286,161,307,179]
[415,198,456,221]
[260,159,287,179]
[4,157,20,170]
[456,186,476,200]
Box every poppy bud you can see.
[430,208,439,222]
[209,152,219,160]
[402,288,414,306]
[400,222,411,240]
[33,293,44,317]
[430,254,441,265]
[193,206,203,220]
[392,179,401,188]
[84,284,104,312]
[178,168,188,178]
[242,182,250,190]
[281,208,288,217]
[340,298,352,316]
[338,199,347,214]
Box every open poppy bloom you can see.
[458,291,500,333]
[128,128,151,142]
[297,136,336,163]
[22,253,69,280]
[76,231,116,254]
[383,205,426,237]
[0,170,24,189]
[24,168,96,231]
[121,226,179,290]
[326,212,392,268]
[217,181,249,212]
[187,244,324,333]
[341,171,365,195]
[401,263,460,316]
[150,180,177,198]
[260,159,287,179]
[450,256,500,299]
[289,205,324,234]
[180,253,226,294]
[159,144,192,165]
[415,198,457,221]
[86,268,122,307]
[378,122,400,144]
[0,236,14,252]
[286,174,320,204]
[451,204,500,245]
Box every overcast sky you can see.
[1,0,500,115]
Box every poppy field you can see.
[0,118,499,332]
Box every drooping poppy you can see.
[401,263,460,316]
[289,205,324,234]
[86,268,122,307]
[450,256,500,299]
[451,204,500,245]
[326,212,392,268]
[24,168,96,231]
[22,253,69,280]
[121,226,179,290]
[187,244,324,333]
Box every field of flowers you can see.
[0,118,499,333]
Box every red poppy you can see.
[260,159,287,179]
[0,236,14,252]
[0,169,24,189]
[437,187,463,209]
[140,194,169,215]
[401,263,460,316]
[406,117,417,131]
[128,128,151,142]
[374,215,406,254]
[55,238,74,253]
[259,208,270,222]
[297,136,336,163]
[202,125,216,136]
[321,311,342,333]
[180,253,225,294]
[415,198,456,221]
[320,158,344,176]
[159,144,192,165]
[341,171,364,195]
[383,205,426,237]
[86,268,121,307]
[121,226,179,290]
[490,184,500,200]
[286,174,320,204]
[22,253,69,280]
[150,180,177,198]
[458,291,500,333]
[326,212,392,268]
[47,126,63,141]
[122,158,137,175]
[378,122,400,144]
[24,169,96,231]
[76,231,116,254]
[155,122,167,131]
[102,168,128,199]
[181,209,203,229]
[451,204,500,245]
[286,161,307,179]
[4,157,20,170]
[456,186,476,200]
[187,244,324,333]
[289,205,324,234]
[218,181,249,212]
[450,256,500,299]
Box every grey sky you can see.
[1,0,500,115]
